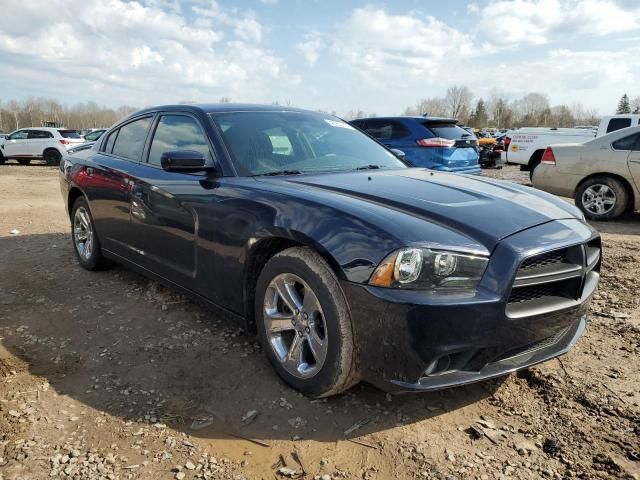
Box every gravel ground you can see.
[0,163,638,480]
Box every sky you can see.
[0,0,639,116]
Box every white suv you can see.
[0,127,85,166]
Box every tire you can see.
[17,158,31,166]
[255,247,358,397]
[71,197,108,270]
[44,149,62,166]
[0,153,5,165]
[528,150,543,180]
[575,176,628,221]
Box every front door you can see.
[2,130,29,157]
[127,113,215,291]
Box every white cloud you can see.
[476,0,640,46]
[234,14,263,43]
[0,0,289,105]
[331,7,474,78]
[296,33,324,66]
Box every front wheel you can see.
[575,176,628,220]
[71,197,108,270]
[256,247,358,397]
[44,149,62,166]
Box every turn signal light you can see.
[541,147,556,165]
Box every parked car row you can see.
[0,127,107,165]
[60,103,600,397]
[532,125,640,220]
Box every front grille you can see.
[494,327,569,363]
[506,242,600,317]
[519,250,566,272]
[509,283,556,303]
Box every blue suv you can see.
[350,116,480,174]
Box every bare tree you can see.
[445,85,473,121]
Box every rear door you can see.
[79,115,154,257]
[28,130,54,156]
[2,129,30,157]
[127,113,215,291]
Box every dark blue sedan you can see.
[351,116,480,174]
[60,104,600,397]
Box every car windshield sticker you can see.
[325,119,354,130]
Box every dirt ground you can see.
[0,162,638,480]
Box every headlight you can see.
[369,247,489,292]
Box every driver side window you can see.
[147,115,212,167]
[9,130,29,140]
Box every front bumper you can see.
[344,219,599,392]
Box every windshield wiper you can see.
[254,169,303,176]
[353,164,383,170]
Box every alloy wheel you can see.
[263,273,328,379]
[582,184,616,215]
[73,206,94,261]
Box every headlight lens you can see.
[370,248,489,292]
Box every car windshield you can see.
[211,111,406,176]
[58,129,82,139]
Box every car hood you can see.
[257,168,582,251]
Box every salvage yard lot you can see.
[0,164,638,480]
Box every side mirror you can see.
[160,150,211,172]
[390,148,406,160]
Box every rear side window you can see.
[58,130,82,139]
[28,130,54,139]
[148,115,211,166]
[612,133,640,151]
[606,118,632,133]
[422,122,470,139]
[363,120,409,140]
[112,117,152,161]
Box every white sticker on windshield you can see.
[325,119,355,130]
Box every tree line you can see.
[399,86,612,129]
[0,98,138,133]
[1,90,638,133]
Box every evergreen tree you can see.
[474,99,488,127]
[616,94,631,114]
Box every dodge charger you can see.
[60,104,601,397]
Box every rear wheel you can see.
[17,158,31,166]
[255,247,358,397]
[44,149,62,166]
[575,176,628,220]
[71,197,108,270]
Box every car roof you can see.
[130,103,316,117]
[17,127,66,132]
[353,116,458,124]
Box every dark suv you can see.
[351,116,480,174]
